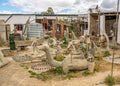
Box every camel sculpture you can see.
[41,45,95,73]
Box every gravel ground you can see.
[0,58,120,86]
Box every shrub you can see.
[55,54,64,61]
[36,74,49,81]
[55,66,63,74]
[28,70,49,81]
[104,75,115,86]
[103,51,111,57]
[30,75,36,78]
[82,70,91,76]
[49,38,53,44]
[28,70,36,75]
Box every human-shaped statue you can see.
[99,35,106,47]
[110,30,114,41]
[31,38,39,54]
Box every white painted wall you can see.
[36,16,56,19]
[0,25,6,41]
[0,14,36,32]
[36,15,78,20]
[117,15,120,44]
[100,15,105,35]
[0,15,9,20]
[88,13,90,35]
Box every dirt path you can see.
[0,58,120,86]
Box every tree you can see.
[47,7,54,15]
[41,7,54,15]
[88,8,92,13]
[41,11,49,15]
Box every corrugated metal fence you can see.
[27,23,44,38]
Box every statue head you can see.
[40,44,49,51]
[87,53,94,62]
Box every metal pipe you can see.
[111,0,119,77]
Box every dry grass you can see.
[114,75,120,84]
[0,36,6,47]
[97,60,120,72]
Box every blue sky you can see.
[0,0,118,14]
[0,0,27,13]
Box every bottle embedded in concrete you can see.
[9,34,16,50]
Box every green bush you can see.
[49,38,53,44]
[55,66,63,74]
[28,70,49,81]
[36,74,49,81]
[103,51,111,57]
[104,75,115,86]
[30,75,36,78]
[28,70,36,75]
[55,54,64,61]
[82,70,91,76]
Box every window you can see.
[48,20,52,30]
[36,19,42,24]
[14,24,23,31]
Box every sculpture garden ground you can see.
[0,35,120,86]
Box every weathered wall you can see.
[105,16,116,36]
[90,14,99,35]
[0,20,6,41]
[100,15,105,35]
[0,14,35,32]
[117,15,120,44]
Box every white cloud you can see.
[9,0,75,13]
[66,0,99,14]
[0,11,22,14]
[99,0,120,13]
[8,0,101,14]
[6,0,119,14]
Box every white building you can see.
[0,14,78,32]
[0,14,36,33]
[88,12,120,44]
[0,14,79,39]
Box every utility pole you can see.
[98,6,100,35]
[111,0,119,77]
